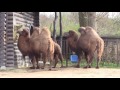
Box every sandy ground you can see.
[0,67,120,78]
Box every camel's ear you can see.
[30,26,34,35]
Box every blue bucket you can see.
[70,55,78,63]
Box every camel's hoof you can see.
[52,66,56,68]
[88,66,91,68]
[36,66,40,69]
[60,66,64,68]
[83,66,88,69]
[96,66,99,69]
[41,67,44,69]
[49,68,52,71]
[75,65,80,68]
[30,67,35,69]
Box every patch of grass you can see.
[57,59,120,69]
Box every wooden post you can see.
[88,12,96,29]
[0,12,7,69]
[66,40,68,67]
[53,12,58,42]
[6,12,15,68]
[59,12,62,51]
[34,12,39,27]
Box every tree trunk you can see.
[79,12,96,29]
[53,12,58,42]
[88,12,96,29]
[59,12,62,52]
[79,12,88,27]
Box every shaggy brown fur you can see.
[37,41,63,68]
[64,26,104,69]
[77,26,104,69]
[53,42,63,68]
[64,30,79,52]
[30,26,54,70]
[17,29,36,68]
[17,29,30,58]
[30,27,63,68]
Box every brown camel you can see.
[17,26,63,69]
[29,26,54,70]
[17,28,36,68]
[77,26,104,69]
[30,27,63,68]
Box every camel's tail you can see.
[97,38,104,59]
[47,39,54,59]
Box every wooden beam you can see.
[6,12,14,67]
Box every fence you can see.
[56,37,120,67]
[101,37,120,66]
[14,36,120,68]
[38,12,120,67]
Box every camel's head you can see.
[78,27,86,35]
[17,28,30,37]
[63,30,78,39]
[78,26,95,35]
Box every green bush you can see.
[13,24,24,42]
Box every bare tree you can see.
[53,12,58,42]
[88,12,96,29]
[59,12,62,52]
[79,12,96,29]
[79,12,88,27]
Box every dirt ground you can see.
[0,67,120,78]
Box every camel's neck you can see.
[18,36,29,44]
[18,36,30,54]
[67,37,78,52]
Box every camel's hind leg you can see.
[59,53,63,68]
[84,52,94,68]
[49,54,54,70]
[36,56,40,69]
[96,56,101,69]
[30,57,36,69]
[53,54,58,68]
[76,51,83,68]
[96,40,104,69]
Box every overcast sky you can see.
[40,12,119,18]
[40,12,54,17]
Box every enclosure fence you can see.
[57,37,120,67]
[13,37,120,68]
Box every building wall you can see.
[13,12,39,27]
[0,12,39,68]
[6,12,14,67]
[0,12,6,67]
